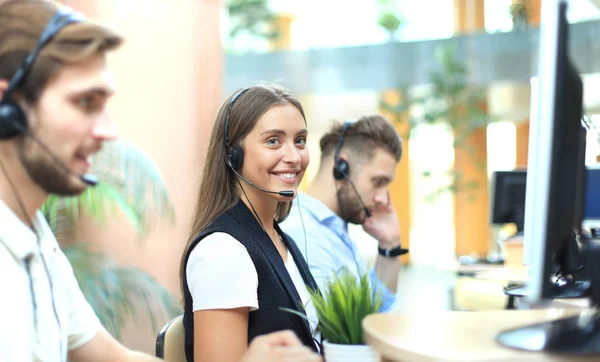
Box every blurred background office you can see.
[35,0,600,355]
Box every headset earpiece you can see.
[0,98,26,140]
[333,158,349,181]
[226,144,244,171]
[0,7,83,141]
[333,121,353,180]
[223,88,250,171]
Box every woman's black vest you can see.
[182,201,319,361]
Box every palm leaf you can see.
[63,243,181,340]
[90,139,175,237]
[42,140,175,240]
[40,140,179,340]
[41,182,141,244]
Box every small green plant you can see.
[282,269,383,345]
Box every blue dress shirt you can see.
[280,193,397,312]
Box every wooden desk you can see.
[475,266,528,284]
[473,266,590,309]
[504,237,524,266]
[363,309,598,361]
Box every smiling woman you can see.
[180,85,320,362]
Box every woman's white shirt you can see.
[185,232,319,339]
[186,232,259,311]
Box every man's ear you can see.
[0,79,9,100]
[337,154,349,163]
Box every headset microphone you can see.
[344,175,371,218]
[24,127,98,187]
[228,164,294,198]
[80,173,98,186]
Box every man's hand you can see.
[362,202,402,249]
[241,331,323,362]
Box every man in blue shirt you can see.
[281,115,405,312]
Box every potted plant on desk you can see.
[284,269,383,362]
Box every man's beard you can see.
[336,183,367,224]
[16,136,85,196]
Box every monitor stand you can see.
[496,310,600,354]
[505,279,590,299]
[496,239,600,354]
[505,230,588,299]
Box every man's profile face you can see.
[16,53,117,196]
[337,147,397,224]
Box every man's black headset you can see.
[333,121,371,218]
[334,121,409,257]
[0,7,84,140]
[0,7,97,186]
[223,87,294,197]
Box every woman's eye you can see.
[267,138,280,145]
[296,137,307,145]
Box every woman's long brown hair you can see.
[179,85,306,298]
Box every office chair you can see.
[155,314,185,362]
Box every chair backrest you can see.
[156,314,185,362]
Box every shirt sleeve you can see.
[368,267,398,312]
[186,232,259,311]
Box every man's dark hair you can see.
[319,114,402,166]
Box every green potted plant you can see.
[41,139,181,340]
[283,269,383,362]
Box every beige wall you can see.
[65,0,223,353]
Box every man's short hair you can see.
[0,0,123,103]
[319,114,403,166]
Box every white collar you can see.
[0,199,45,260]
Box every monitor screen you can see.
[491,170,527,234]
[584,166,600,220]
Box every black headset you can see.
[333,121,353,180]
[222,86,294,198]
[332,120,372,218]
[0,7,83,140]
[224,87,250,170]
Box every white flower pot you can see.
[322,340,380,362]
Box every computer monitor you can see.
[583,166,600,240]
[491,170,527,234]
[584,166,600,221]
[492,167,598,237]
[521,0,586,304]
[497,1,600,355]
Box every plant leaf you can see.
[64,243,181,340]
